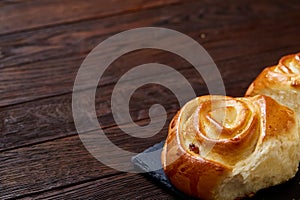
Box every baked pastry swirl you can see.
[246,52,300,119]
[161,95,300,200]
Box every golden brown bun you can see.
[161,95,300,200]
[246,53,300,119]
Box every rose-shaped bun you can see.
[161,95,300,200]
[246,53,300,120]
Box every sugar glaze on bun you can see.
[161,95,300,200]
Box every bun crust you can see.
[246,53,300,119]
[246,53,300,92]
[161,95,300,200]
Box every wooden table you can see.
[1,0,300,199]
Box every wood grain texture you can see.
[0,135,116,199]
[0,0,189,35]
[0,118,171,199]
[23,173,174,200]
[1,0,300,107]
[1,0,300,199]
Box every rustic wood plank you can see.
[22,173,174,199]
[0,0,190,35]
[0,47,296,152]
[1,0,300,107]
[0,66,198,152]
[0,116,172,199]
[0,135,115,199]
[1,0,299,69]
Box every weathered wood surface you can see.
[1,0,300,199]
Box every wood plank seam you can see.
[0,0,194,37]
[9,172,126,200]
[0,109,177,153]
[0,44,298,109]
